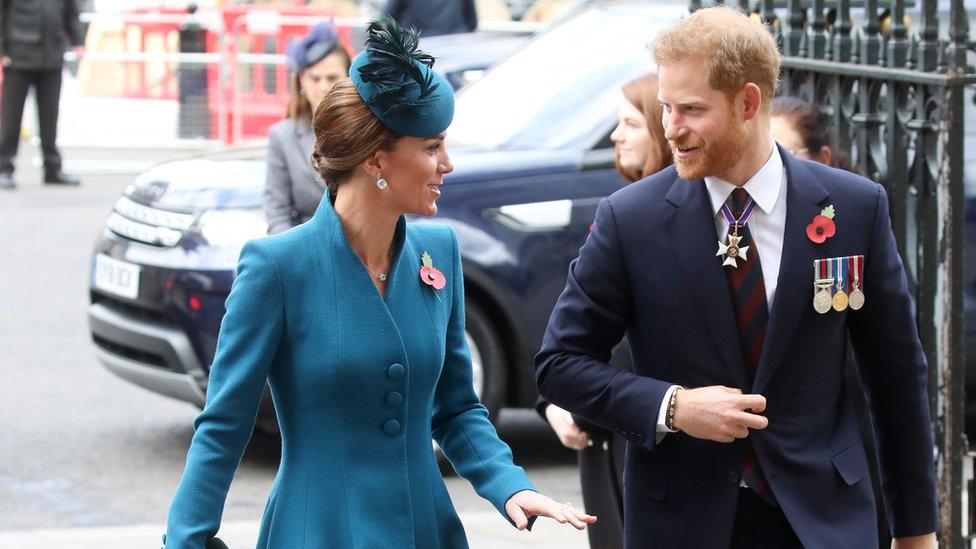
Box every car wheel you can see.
[465,298,506,421]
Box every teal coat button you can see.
[387,363,405,380]
[383,419,401,435]
[385,391,403,407]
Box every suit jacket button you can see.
[387,363,405,380]
[385,391,403,407]
[383,419,401,436]
[729,470,740,484]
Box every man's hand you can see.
[672,386,768,442]
[891,533,937,549]
[1,56,10,67]
[72,46,85,60]
[545,404,591,450]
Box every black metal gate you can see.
[695,0,975,545]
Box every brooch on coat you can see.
[420,251,446,291]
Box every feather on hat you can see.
[349,16,454,137]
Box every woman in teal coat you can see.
[164,16,595,549]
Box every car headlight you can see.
[196,209,268,247]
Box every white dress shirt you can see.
[655,144,788,437]
[704,144,787,306]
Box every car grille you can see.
[91,293,174,326]
[93,335,170,370]
[107,196,196,247]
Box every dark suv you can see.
[89,1,976,437]
[87,1,688,422]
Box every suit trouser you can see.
[730,488,803,548]
[578,430,626,549]
[0,66,63,175]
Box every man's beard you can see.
[670,113,747,181]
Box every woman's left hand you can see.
[504,490,597,531]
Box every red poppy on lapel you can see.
[420,251,446,290]
[806,205,836,244]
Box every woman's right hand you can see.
[544,404,591,450]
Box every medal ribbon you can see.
[847,256,855,292]
[720,198,758,232]
[834,257,846,292]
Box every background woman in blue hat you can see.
[263,22,351,236]
[164,16,596,548]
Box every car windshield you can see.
[447,2,687,152]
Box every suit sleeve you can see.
[263,128,297,236]
[431,228,536,528]
[535,198,672,452]
[847,184,938,538]
[165,241,284,548]
[63,0,84,47]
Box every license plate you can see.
[93,254,141,299]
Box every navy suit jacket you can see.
[536,145,938,548]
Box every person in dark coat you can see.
[0,0,84,189]
[536,7,937,548]
[536,73,670,549]
[264,21,351,235]
[383,0,477,37]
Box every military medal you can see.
[716,197,757,268]
[831,257,848,312]
[813,259,833,314]
[848,255,865,310]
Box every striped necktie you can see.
[724,187,776,506]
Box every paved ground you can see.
[0,145,590,548]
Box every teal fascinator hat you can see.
[349,16,454,137]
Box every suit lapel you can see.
[752,148,830,394]
[665,175,749,390]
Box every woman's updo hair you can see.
[311,78,401,194]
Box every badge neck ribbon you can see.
[717,198,758,268]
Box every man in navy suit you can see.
[535,6,938,548]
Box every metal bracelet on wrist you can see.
[666,388,680,432]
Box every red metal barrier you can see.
[208,5,358,143]
[111,5,357,142]
[120,7,184,99]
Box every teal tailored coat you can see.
[165,197,535,548]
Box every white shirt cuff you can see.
[656,385,680,434]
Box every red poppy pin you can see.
[806,205,836,244]
[420,251,446,290]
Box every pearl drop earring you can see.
[376,171,388,190]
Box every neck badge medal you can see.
[716,197,757,268]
